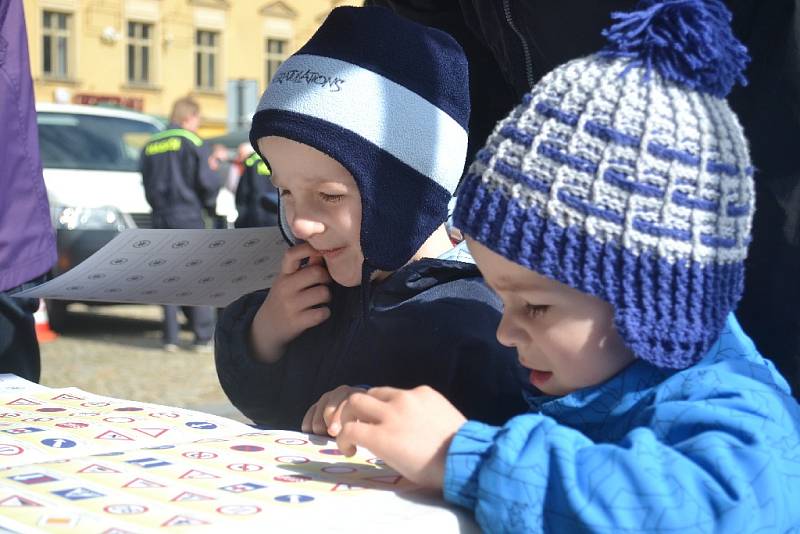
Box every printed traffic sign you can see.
[0,495,43,507]
[275,455,309,464]
[56,422,89,429]
[161,515,209,527]
[217,505,261,515]
[274,494,314,504]
[95,430,134,441]
[322,466,357,474]
[219,482,266,493]
[78,464,121,474]
[0,443,23,456]
[274,474,312,483]
[3,427,43,434]
[185,421,218,429]
[50,394,84,401]
[6,398,41,406]
[182,451,217,460]
[275,438,307,446]
[52,487,104,500]
[133,427,168,438]
[41,438,77,448]
[104,504,148,514]
[8,472,58,484]
[122,478,165,489]
[171,491,214,502]
[125,457,171,468]
[179,469,219,480]
[227,463,262,472]
[230,444,264,452]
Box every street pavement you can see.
[38,303,249,423]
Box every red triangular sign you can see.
[51,394,83,401]
[95,430,133,440]
[78,464,120,474]
[123,478,165,489]
[171,491,214,502]
[0,495,42,507]
[162,515,209,527]
[133,427,168,438]
[179,469,219,480]
[6,398,41,406]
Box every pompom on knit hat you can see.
[453,0,753,370]
[250,6,469,276]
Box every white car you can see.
[37,103,236,327]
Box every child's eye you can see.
[525,304,549,318]
[319,192,344,203]
[279,189,291,197]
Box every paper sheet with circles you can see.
[13,228,288,307]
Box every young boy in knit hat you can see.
[334,1,800,530]
[214,6,528,431]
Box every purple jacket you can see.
[0,1,56,291]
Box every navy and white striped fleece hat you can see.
[454,0,753,369]
[250,6,469,273]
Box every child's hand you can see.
[250,242,333,363]
[335,386,467,489]
[301,385,366,436]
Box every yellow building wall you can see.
[22,0,359,137]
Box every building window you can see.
[42,11,72,78]
[265,38,287,85]
[127,21,153,84]
[195,30,219,90]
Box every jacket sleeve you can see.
[214,289,289,425]
[444,388,800,532]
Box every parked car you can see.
[37,103,236,329]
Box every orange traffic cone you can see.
[34,299,58,343]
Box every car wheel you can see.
[45,299,69,333]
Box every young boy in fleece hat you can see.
[334,1,800,530]
[214,6,529,431]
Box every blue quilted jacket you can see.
[444,314,800,532]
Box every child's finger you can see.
[284,264,332,294]
[296,306,331,331]
[336,420,371,457]
[294,284,332,312]
[338,392,384,428]
[327,399,348,437]
[300,402,317,433]
[280,242,320,274]
[312,402,331,436]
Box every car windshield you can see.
[37,112,160,172]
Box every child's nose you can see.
[495,314,522,348]
[290,216,325,240]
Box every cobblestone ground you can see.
[38,303,249,423]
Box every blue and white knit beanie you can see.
[250,6,469,274]
[453,0,753,369]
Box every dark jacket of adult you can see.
[140,126,220,229]
[215,256,530,429]
[367,0,800,397]
[234,152,279,228]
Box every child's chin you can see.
[329,266,361,287]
